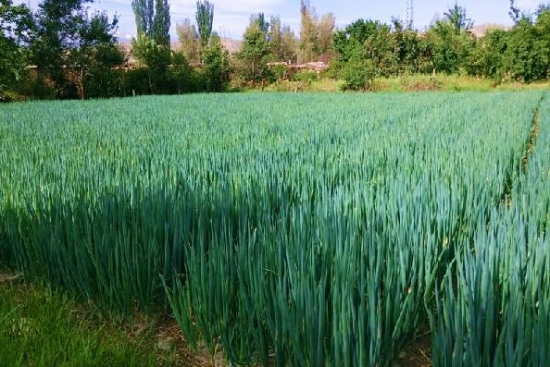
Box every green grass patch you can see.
[263,73,550,93]
[0,277,178,367]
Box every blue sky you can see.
[29,0,543,40]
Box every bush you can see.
[84,69,125,99]
[340,58,376,91]
[292,70,318,84]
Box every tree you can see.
[153,0,170,47]
[444,4,473,34]
[502,9,550,82]
[340,47,376,91]
[391,19,422,73]
[509,0,521,23]
[177,18,200,63]
[269,16,297,62]
[0,0,34,98]
[255,12,269,34]
[131,0,172,93]
[535,3,550,18]
[236,15,272,87]
[465,28,508,80]
[131,0,170,46]
[331,18,403,86]
[132,0,170,46]
[425,19,474,74]
[170,52,199,93]
[201,33,230,92]
[65,12,124,99]
[299,0,318,62]
[32,0,123,99]
[317,13,335,60]
[132,35,172,93]
[333,19,386,62]
[132,0,154,38]
[422,5,475,75]
[196,0,214,54]
[363,24,399,76]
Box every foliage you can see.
[299,0,317,62]
[201,34,230,92]
[4,1,550,99]
[465,28,508,79]
[502,11,550,82]
[132,0,170,47]
[236,16,273,87]
[391,19,422,73]
[298,1,335,62]
[291,69,318,83]
[83,68,125,98]
[316,13,335,59]
[333,19,387,62]
[340,57,375,90]
[153,0,170,47]
[131,0,171,95]
[131,35,172,94]
[420,4,475,75]
[170,52,201,93]
[176,18,199,63]
[31,0,123,99]
[332,19,405,82]
[0,0,34,97]
[363,23,399,76]
[66,12,124,99]
[327,5,550,86]
[195,0,214,53]
[424,20,474,74]
[444,4,474,33]
[268,16,297,63]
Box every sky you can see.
[27,0,544,40]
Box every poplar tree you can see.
[195,0,214,51]
[132,0,170,46]
[131,0,172,93]
[299,0,318,62]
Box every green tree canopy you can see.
[132,0,170,47]
[444,4,474,34]
[201,33,230,92]
[32,0,122,99]
[0,0,34,97]
[333,19,386,62]
[195,0,214,52]
[268,15,297,62]
[177,18,199,63]
[236,15,273,87]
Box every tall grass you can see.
[0,92,546,365]
[431,96,550,367]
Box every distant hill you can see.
[470,23,510,37]
[221,39,242,54]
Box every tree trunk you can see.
[77,69,85,100]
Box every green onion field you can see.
[1,92,549,366]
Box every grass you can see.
[1,92,548,366]
[263,73,550,93]
[0,274,181,367]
